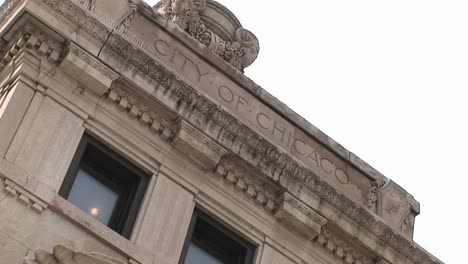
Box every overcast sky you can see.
[152,0,467,263]
[2,0,465,263]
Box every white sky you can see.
[146,0,466,263]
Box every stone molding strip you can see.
[23,244,136,264]
[98,34,434,262]
[0,0,22,25]
[133,0,387,184]
[172,120,228,171]
[1,0,385,187]
[97,31,439,264]
[275,192,327,240]
[1,177,48,213]
[104,87,178,142]
[315,229,373,264]
[0,31,62,69]
[61,42,119,96]
[214,160,277,213]
[1,1,440,264]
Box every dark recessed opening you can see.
[180,209,255,264]
[59,134,149,239]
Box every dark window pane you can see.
[180,210,255,264]
[60,134,149,238]
[184,242,223,264]
[68,168,119,225]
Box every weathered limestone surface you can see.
[0,80,35,157]
[0,0,442,264]
[0,230,28,264]
[261,245,298,264]
[134,172,195,264]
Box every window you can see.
[180,209,255,264]
[59,134,149,239]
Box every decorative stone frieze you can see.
[1,178,48,213]
[155,0,259,71]
[61,42,119,96]
[275,192,327,239]
[214,157,278,213]
[23,244,133,264]
[98,30,430,262]
[78,0,96,11]
[39,0,112,45]
[315,229,373,264]
[115,1,138,34]
[0,29,63,72]
[367,180,385,212]
[105,86,178,142]
[0,0,21,24]
[172,120,228,171]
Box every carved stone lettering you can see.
[5,1,439,264]
[125,12,373,205]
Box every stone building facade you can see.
[0,0,442,263]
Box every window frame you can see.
[179,209,256,264]
[59,133,149,239]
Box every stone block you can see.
[60,43,118,96]
[275,192,327,240]
[13,96,84,190]
[377,180,420,238]
[134,173,195,264]
[172,120,227,171]
[0,81,35,157]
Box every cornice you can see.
[0,26,63,68]
[0,0,389,189]
[0,1,441,263]
[315,228,374,264]
[275,192,328,240]
[121,0,388,186]
[0,0,23,25]
[98,32,438,263]
[104,85,178,143]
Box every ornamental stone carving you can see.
[61,42,119,96]
[214,155,279,213]
[172,120,228,171]
[376,180,420,238]
[1,178,48,214]
[315,229,374,264]
[1,29,63,69]
[275,192,327,239]
[367,180,384,212]
[23,245,128,264]
[4,1,439,262]
[155,0,259,71]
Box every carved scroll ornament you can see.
[376,180,420,238]
[155,0,259,71]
